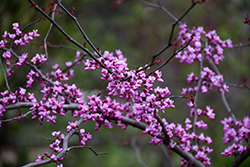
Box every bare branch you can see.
[28,0,117,76]
[67,145,108,156]
[208,59,237,124]
[130,135,148,167]
[55,0,103,58]
[0,56,12,93]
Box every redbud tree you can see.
[0,0,250,167]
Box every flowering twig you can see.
[1,47,56,87]
[230,143,250,167]
[1,111,32,123]
[62,53,87,73]
[22,117,85,167]
[222,82,250,90]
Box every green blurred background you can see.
[0,0,250,166]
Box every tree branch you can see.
[22,117,85,167]
[230,143,250,167]
[4,102,205,167]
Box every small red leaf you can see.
[54,8,62,14]
[42,8,46,12]
[97,47,100,51]
[244,14,250,25]
[83,42,86,47]
[49,2,54,12]
[111,2,116,8]
[71,7,75,16]
[186,96,194,103]
[65,36,69,40]
[154,58,162,65]
[157,1,161,6]
[30,4,36,8]
[173,48,176,54]
[243,77,247,83]
[40,17,46,21]
[116,0,121,6]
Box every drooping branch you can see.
[22,117,85,167]
[3,102,205,167]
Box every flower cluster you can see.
[1,23,41,80]
[175,24,233,65]
[31,53,47,65]
[221,117,250,157]
[84,50,175,143]
[1,23,40,48]
[164,118,213,166]
[36,131,65,165]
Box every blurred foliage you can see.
[0,0,250,167]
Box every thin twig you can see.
[208,59,237,124]
[221,82,250,90]
[0,56,12,93]
[1,111,32,123]
[155,114,170,145]
[130,135,148,167]
[31,42,82,52]
[192,42,206,144]
[28,0,117,76]
[55,0,103,58]
[137,0,178,22]
[146,37,193,77]
[41,2,58,64]
[62,53,87,73]
[10,19,41,49]
[136,0,198,75]
[159,144,175,167]
[67,145,108,155]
